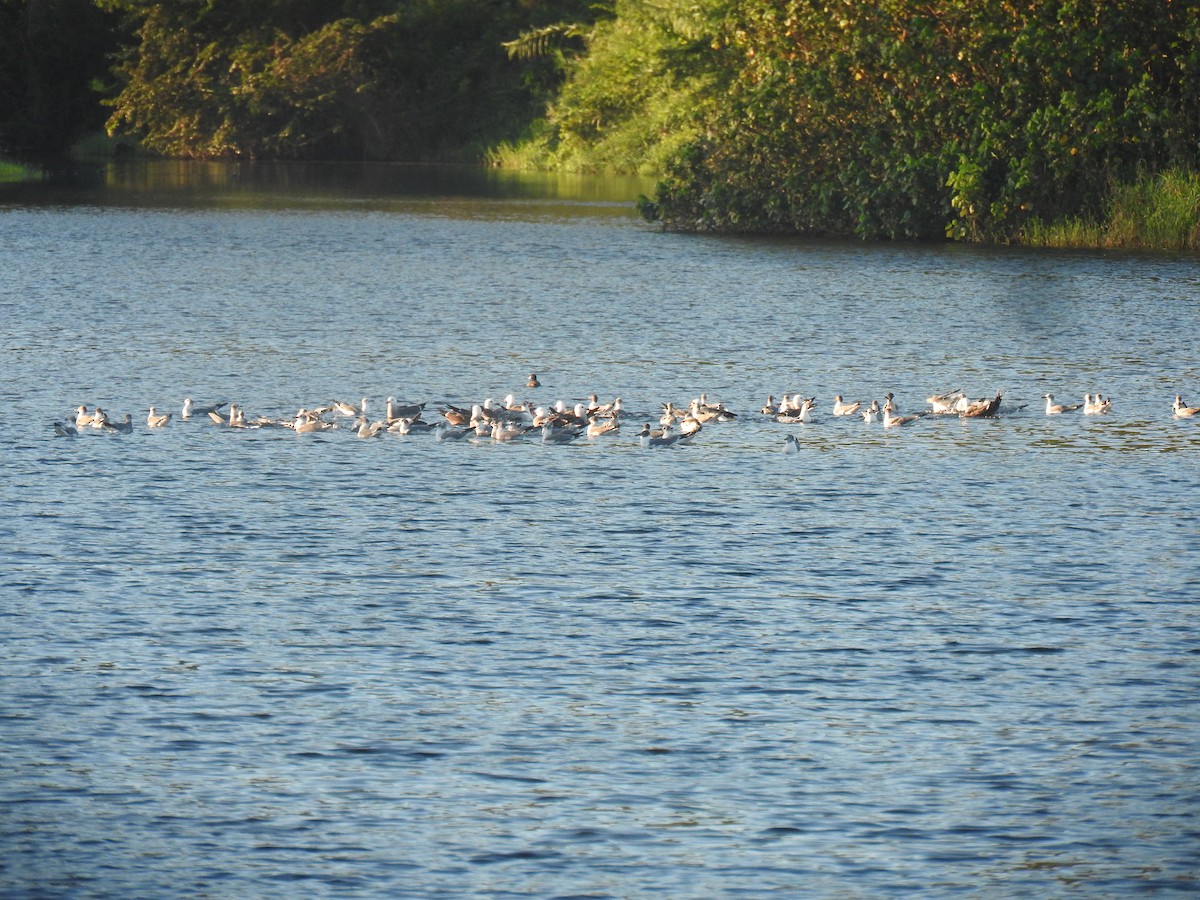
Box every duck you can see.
[1172,395,1200,417]
[832,395,862,416]
[1044,393,1082,415]
[527,373,540,388]
[147,406,172,428]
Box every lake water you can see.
[2,161,1198,898]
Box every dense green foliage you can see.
[491,0,731,175]
[2,0,1196,244]
[98,0,593,161]
[625,0,1200,240]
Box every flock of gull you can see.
[49,373,1200,450]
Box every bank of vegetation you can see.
[1,0,1196,248]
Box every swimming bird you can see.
[1044,393,1082,415]
[433,423,472,442]
[74,405,97,428]
[960,390,1003,418]
[883,407,927,428]
[527,373,540,388]
[181,398,227,420]
[439,404,472,426]
[386,397,426,422]
[776,397,817,424]
[760,396,778,416]
[354,416,385,438]
[927,389,966,414]
[1173,395,1200,417]
[332,398,366,417]
[783,434,800,453]
[292,409,331,433]
[53,421,78,436]
[861,400,881,423]
[147,406,172,428]
[491,421,529,443]
[586,416,620,438]
[387,416,432,434]
[638,423,688,448]
[541,423,582,444]
[587,395,622,418]
[832,395,862,416]
[1084,393,1113,415]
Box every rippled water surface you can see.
[3,163,1198,897]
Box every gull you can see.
[1084,393,1113,415]
[862,400,881,423]
[776,397,817,424]
[90,408,111,429]
[74,405,97,428]
[588,396,622,418]
[760,396,778,415]
[1173,395,1200,418]
[293,409,331,433]
[433,423,472,442]
[112,414,134,434]
[439,404,472,426]
[147,406,172,428]
[355,416,385,438]
[181,399,227,420]
[960,390,1003,418]
[541,423,582,444]
[332,398,366,417]
[883,407,927,428]
[783,434,800,453]
[1044,393,1082,415]
[387,417,432,434]
[832,395,862,416]
[586,416,620,438]
[927,389,966,414]
[386,397,426,422]
[638,423,688,448]
[491,421,529,443]
[53,421,78,437]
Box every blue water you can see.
[2,163,1198,897]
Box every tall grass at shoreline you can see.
[0,159,36,182]
[1021,169,1200,251]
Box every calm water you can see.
[2,162,1198,898]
